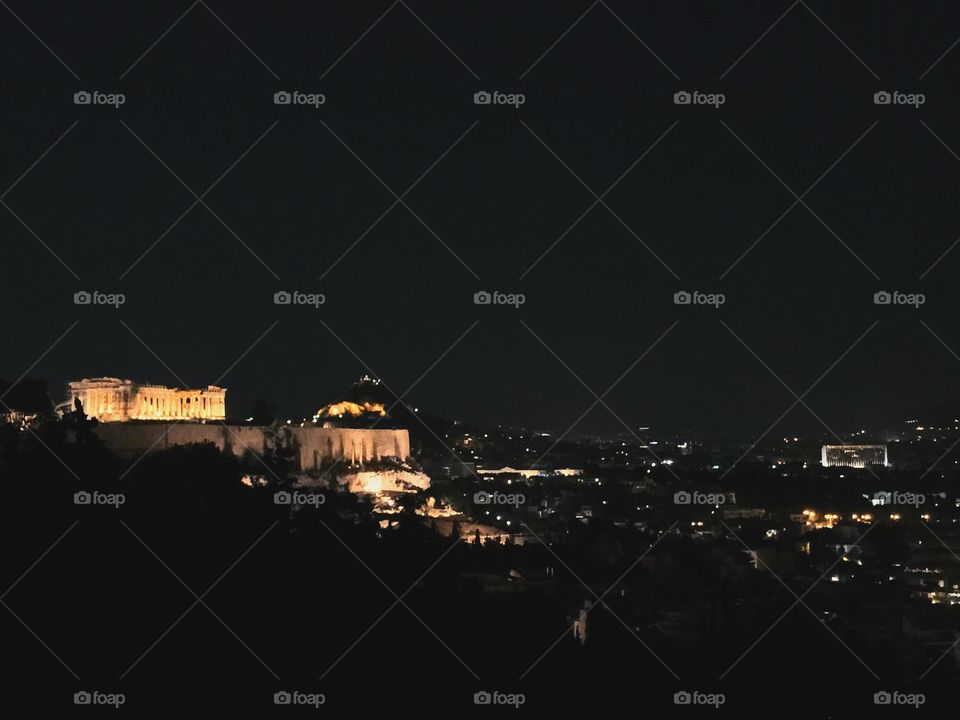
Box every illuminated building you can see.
[477,466,583,478]
[820,444,888,468]
[64,377,226,422]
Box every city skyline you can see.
[7,367,957,441]
[3,2,960,713]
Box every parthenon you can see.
[66,377,226,422]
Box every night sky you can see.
[2,0,960,437]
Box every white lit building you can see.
[821,444,888,468]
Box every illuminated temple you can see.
[65,377,226,422]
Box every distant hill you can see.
[313,374,426,430]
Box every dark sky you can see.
[2,0,960,437]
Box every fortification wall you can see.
[93,423,266,459]
[93,423,410,468]
[290,427,411,470]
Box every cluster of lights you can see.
[801,509,840,529]
[313,400,387,420]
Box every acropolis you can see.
[63,375,414,474]
[65,377,226,422]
